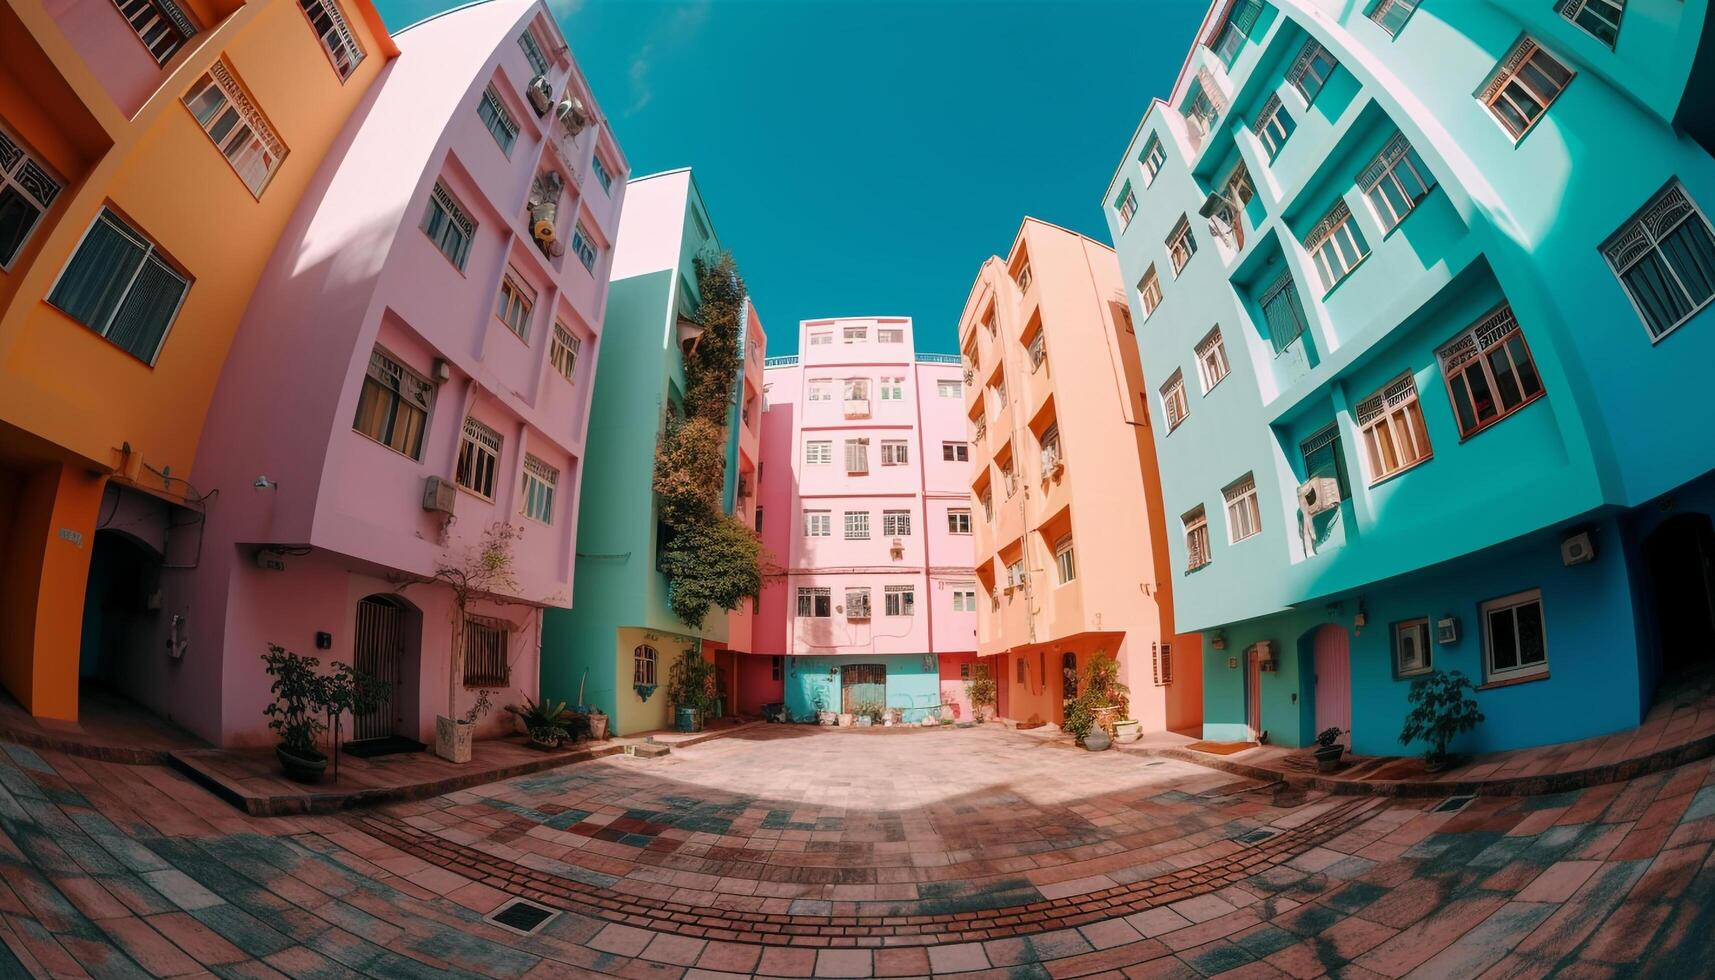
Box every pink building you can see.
[753,318,978,722]
[160,0,626,749]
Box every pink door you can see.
[1313,625,1352,747]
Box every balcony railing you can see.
[764,355,798,367]
[917,353,960,364]
[844,399,870,418]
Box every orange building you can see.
[0,0,394,722]
[961,218,1201,734]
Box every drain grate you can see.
[1236,828,1278,845]
[1432,795,1474,814]
[487,898,559,935]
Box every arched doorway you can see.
[79,529,162,691]
[1311,624,1352,747]
[1645,514,1715,681]
[352,595,414,744]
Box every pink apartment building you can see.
[752,318,979,722]
[160,0,626,749]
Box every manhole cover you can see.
[487,898,559,935]
[1432,795,1474,814]
[1236,828,1278,845]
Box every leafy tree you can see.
[659,512,764,630]
[432,522,522,723]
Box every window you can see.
[1196,327,1230,392]
[1000,458,1017,497]
[48,208,189,364]
[1183,507,1211,571]
[1393,618,1432,678]
[1167,216,1197,276]
[943,442,969,462]
[844,438,869,473]
[519,28,550,76]
[633,645,657,687]
[808,379,833,402]
[1560,0,1624,47]
[1601,181,1715,340]
[0,126,60,270]
[354,349,432,458]
[844,378,870,402]
[1436,303,1545,438]
[878,327,905,343]
[948,509,972,534]
[1183,75,1223,144]
[843,325,867,343]
[463,616,509,687]
[1039,423,1061,471]
[755,506,764,532]
[115,0,197,64]
[1114,180,1138,226]
[1014,262,1033,291]
[981,488,993,522]
[885,585,915,616]
[477,87,519,156]
[1160,370,1190,431]
[1483,589,1547,681]
[1260,270,1309,355]
[1138,267,1164,317]
[1253,96,1295,160]
[455,416,503,498]
[550,322,580,381]
[952,589,976,613]
[881,440,909,466]
[844,511,870,539]
[1305,200,1369,293]
[1140,136,1167,186]
[992,381,1007,411]
[804,510,831,537]
[521,454,558,523]
[1356,372,1432,482]
[1368,0,1418,35]
[570,222,598,272]
[937,379,961,398]
[1479,38,1574,141]
[1211,0,1261,65]
[423,183,475,270]
[846,588,871,619]
[1054,536,1076,584]
[805,440,832,465]
[882,510,911,536]
[1005,559,1025,588]
[796,587,832,618]
[495,270,534,340]
[1027,331,1047,372]
[1223,474,1261,543]
[808,331,832,346]
[879,377,904,401]
[770,656,782,681]
[592,155,613,193]
[1288,40,1338,104]
[1300,422,1351,500]
[182,65,287,197]
[1016,656,1027,683]
[1360,133,1437,233]
[299,0,365,79]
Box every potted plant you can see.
[1313,727,1345,772]
[667,648,717,733]
[262,645,329,783]
[1113,719,1143,744]
[319,660,391,782]
[588,706,609,741]
[1082,652,1130,740]
[884,706,900,727]
[1065,698,1109,750]
[964,673,998,724]
[855,701,874,727]
[506,695,572,750]
[838,709,855,727]
[1399,670,1485,772]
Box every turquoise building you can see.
[541,169,762,735]
[1102,0,1715,756]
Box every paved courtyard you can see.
[0,725,1711,978]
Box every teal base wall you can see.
[784,654,944,723]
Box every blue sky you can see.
[374,0,1208,354]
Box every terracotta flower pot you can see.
[276,745,327,783]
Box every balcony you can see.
[843,399,870,419]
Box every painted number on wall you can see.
[58,528,84,548]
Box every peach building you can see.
[0,0,394,724]
[752,319,979,721]
[961,219,1201,732]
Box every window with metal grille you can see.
[796,587,831,617]
[1260,270,1309,355]
[937,379,961,397]
[570,222,598,272]
[423,183,475,270]
[592,155,613,193]
[633,645,657,686]
[885,585,915,616]
[846,588,871,619]
[1210,0,1262,65]
[1559,0,1624,47]
[1356,372,1432,482]
[1367,0,1418,36]
[1601,180,1715,341]
[879,377,904,400]
[495,270,534,340]
[463,617,509,687]
[1436,303,1544,438]
[478,87,519,156]
[354,348,433,459]
[878,327,905,343]
[113,0,197,64]
[455,416,503,498]
[1014,262,1033,291]
[1287,40,1338,104]
[1167,216,1198,275]
[808,331,832,346]
[1300,422,1351,500]
[1027,330,1047,371]
[1151,642,1174,685]
[844,511,870,540]
[882,510,911,536]
[182,63,287,197]
[844,377,870,401]
[1182,72,1224,146]
[519,28,550,75]
[943,442,968,462]
[844,438,869,474]
[1140,136,1167,186]
[1016,656,1027,683]
[1477,37,1574,141]
[1305,200,1369,293]
[1183,507,1211,571]
[1054,536,1076,584]
[1160,370,1189,432]
[1223,474,1261,543]
[1196,328,1229,392]
[0,125,60,271]
[1253,96,1295,160]
[805,440,832,465]
[808,379,833,402]
[522,454,557,524]
[1482,589,1547,681]
[1359,133,1436,233]
[550,322,580,381]
[803,510,831,537]
[48,208,190,365]
[948,509,972,534]
[297,0,363,79]
[841,325,868,343]
[1114,180,1137,226]
[1138,266,1163,317]
[881,440,909,466]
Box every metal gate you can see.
[840,663,886,713]
[352,596,405,741]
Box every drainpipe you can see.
[911,355,937,715]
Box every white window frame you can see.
[796,587,832,618]
[1477,37,1574,142]
[118,0,198,64]
[455,416,503,499]
[1359,132,1436,233]
[477,86,519,157]
[353,348,433,459]
[1287,40,1338,105]
[570,221,598,272]
[805,440,833,465]
[550,322,580,382]
[182,63,288,197]
[1223,474,1261,543]
[937,379,962,398]
[844,438,869,474]
[1138,266,1163,318]
[1253,95,1293,160]
[1183,507,1211,571]
[878,327,905,343]
[299,0,367,80]
[1393,618,1433,678]
[521,454,557,524]
[1305,200,1369,294]
[948,509,972,535]
[1481,588,1548,682]
[1054,536,1076,584]
[842,325,867,343]
[1355,372,1432,483]
[1027,331,1047,372]
[1140,136,1167,186]
[1167,216,1197,276]
[808,331,833,346]
[1368,0,1419,36]
[519,27,550,76]
[1601,180,1715,341]
[1005,559,1025,588]
[632,644,657,687]
[803,510,831,537]
[884,585,915,617]
[422,182,475,270]
[808,379,833,402]
[495,268,534,341]
[1160,370,1190,432]
[844,510,870,540]
[1560,0,1624,47]
[880,440,910,466]
[47,208,190,365]
[943,442,968,462]
[1434,303,1545,439]
[1114,180,1137,227]
[952,588,976,613]
[879,376,904,401]
[882,510,911,537]
[0,124,60,271]
[846,587,872,619]
[1196,327,1230,393]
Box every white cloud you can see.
[623,0,711,116]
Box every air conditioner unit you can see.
[1561,530,1595,566]
[1251,640,1276,668]
[527,75,554,116]
[422,476,457,515]
[254,549,287,572]
[556,95,589,135]
[1297,475,1341,516]
[1436,616,1460,645]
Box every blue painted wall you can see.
[783,654,943,723]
